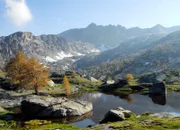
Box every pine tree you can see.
[5,51,49,94]
[62,76,71,95]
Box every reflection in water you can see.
[127,96,134,104]
[150,94,166,105]
[74,92,180,128]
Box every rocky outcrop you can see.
[21,95,93,118]
[149,82,166,95]
[100,107,132,123]
[0,89,24,108]
[0,89,13,100]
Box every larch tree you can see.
[5,51,27,87]
[24,57,50,94]
[125,74,134,81]
[5,51,50,94]
[62,76,71,95]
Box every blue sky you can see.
[1,0,180,36]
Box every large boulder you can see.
[0,89,24,108]
[21,95,93,118]
[149,82,167,95]
[0,89,13,100]
[100,107,132,123]
[90,77,98,82]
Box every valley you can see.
[1,24,180,130]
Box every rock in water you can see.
[149,82,166,95]
[21,95,93,118]
[100,107,132,123]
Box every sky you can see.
[1,0,180,36]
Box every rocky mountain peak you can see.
[9,31,33,39]
[151,24,166,33]
[87,23,97,28]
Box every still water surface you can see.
[72,92,180,128]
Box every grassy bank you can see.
[83,114,180,130]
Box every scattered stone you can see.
[100,107,132,123]
[101,125,114,130]
[71,86,80,93]
[136,115,141,118]
[21,95,93,118]
[90,77,98,82]
[0,124,5,127]
[149,112,177,118]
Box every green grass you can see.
[69,76,102,92]
[166,82,180,91]
[83,114,180,130]
[24,120,80,130]
[128,79,139,86]
[0,119,80,130]
[81,86,98,92]
[0,120,16,130]
[25,123,80,130]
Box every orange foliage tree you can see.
[125,74,134,81]
[5,51,49,94]
[5,51,27,87]
[63,76,71,95]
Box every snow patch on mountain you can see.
[91,49,100,53]
[45,56,57,62]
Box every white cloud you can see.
[5,0,32,26]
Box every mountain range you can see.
[1,24,180,77]
[60,23,180,51]
[76,31,180,79]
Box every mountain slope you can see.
[76,31,180,78]
[74,33,165,69]
[0,32,99,71]
[59,23,180,51]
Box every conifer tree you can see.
[24,57,49,94]
[63,76,71,95]
[5,51,49,94]
[5,51,26,87]
[125,74,134,81]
